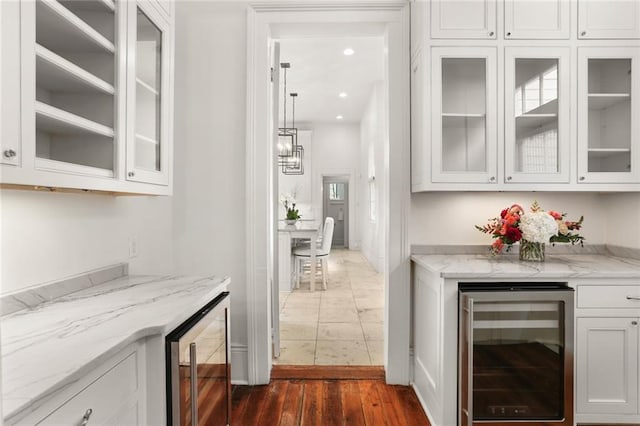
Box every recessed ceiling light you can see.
[339,92,348,98]
[336,115,344,120]
[343,48,355,56]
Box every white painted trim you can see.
[230,344,249,385]
[246,2,411,386]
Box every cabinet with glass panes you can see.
[578,48,640,183]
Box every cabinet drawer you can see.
[38,351,138,425]
[577,285,640,309]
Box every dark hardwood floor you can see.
[230,367,430,425]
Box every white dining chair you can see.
[293,217,334,290]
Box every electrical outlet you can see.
[128,236,138,258]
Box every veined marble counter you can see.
[411,253,640,279]
[1,274,229,422]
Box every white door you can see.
[431,47,497,184]
[430,0,496,39]
[576,317,639,414]
[504,0,570,39]
[578,0,640,39]
[577,47,640,183]
[504,47,570,183]
[270,42,281,359]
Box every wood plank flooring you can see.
[231,377,430,425]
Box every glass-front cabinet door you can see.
[126,1,171,185]
[431,47,497,183]
[505,47,570,183]
[578,48,640,183]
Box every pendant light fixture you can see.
[282,92,304,175]
[278,63,295,164]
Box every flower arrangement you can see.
[280,193,301,221]
[475,201,584,255]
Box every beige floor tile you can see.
[350,278,383,290]
[280,321,318,340]
[282,295,321,309]
[315,340,371,365]
[361,322,384,341]
[320,297,357,311]
[319,305,360,323]
[281,308,319,322]
[317,322,365,341]
[274,340,316,365]
[355,295,384,310]
[320,288,355,300]
[358,307,384,323]
[288,289,322,298]
[366,339,384,365]
[279,292,289,308]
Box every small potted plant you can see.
[281,193,301,225]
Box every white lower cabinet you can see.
[13,342,147,426]
[575,283,640,424]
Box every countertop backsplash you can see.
[411,244,640,260]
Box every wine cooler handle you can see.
[190,343,198,424]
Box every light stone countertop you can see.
[411,253,640,279]
[1,274,229,422]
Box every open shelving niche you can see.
[34,0,116,178]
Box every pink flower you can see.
[548,210,562,220]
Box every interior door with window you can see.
[323,177,348,248]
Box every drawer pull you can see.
[81,408,93,425]
[627,295,640,301]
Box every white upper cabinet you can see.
[504,0,570,39]
[125,1,171,186]
[504,47,571,183]
[0,1,22,167]
[578,47,640,183]
[431,0,496,39]
[578,0,640,39]
[431,47,497,183]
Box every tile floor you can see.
[274,249,384,366]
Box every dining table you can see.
[277,220,322,292]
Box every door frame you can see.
[245,2,411,385]
[322,175,350,248]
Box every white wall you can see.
[359,82,386,272]
[308,123,361,248]
[603,193,640,249]
[172,1,249,381]
[410,192,610,246]
[0,190,173,294]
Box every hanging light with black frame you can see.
[282,92,304,175]
[277,63,295,164]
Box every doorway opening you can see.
[272,33,388,368]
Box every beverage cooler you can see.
[166,292,230,426]
[458,283,574,426]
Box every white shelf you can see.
[588,93,631,110]
[442,113,485,127]
[588,148,631,158]
[442,113,485,118]
[516,113,557,130]
[136,78,159,96]
[525,98,558,115]
[36,101,114,138]
[59,0,115,13]
[36,44,114,95]
[35,158,113,178]
[135,133,159,145]
[36,0,115,53]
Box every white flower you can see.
[520,211,558,244]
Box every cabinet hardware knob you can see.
[81,408,93,425]
[507,176,512,181]
[3,149,16,159]
[506,32,511,36]
[627,295,640,300]
[632,321,638,326]
[128,171,135,177]
[489,176,495,181]
[579,176,585,181]
[581,31,587,36]
[489,31,494,36]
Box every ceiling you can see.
[278,37,385,125]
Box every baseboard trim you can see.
[231,343,248,385]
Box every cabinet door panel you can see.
[578,0,640,39]
[578,47,640,183]
[431,0,496,39]
[576,317,639,414]
[504,0,570,39]
[1,1,22,167]
[431,47,497,183]
[504,47,570,183]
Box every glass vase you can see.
[519,239,545,262]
